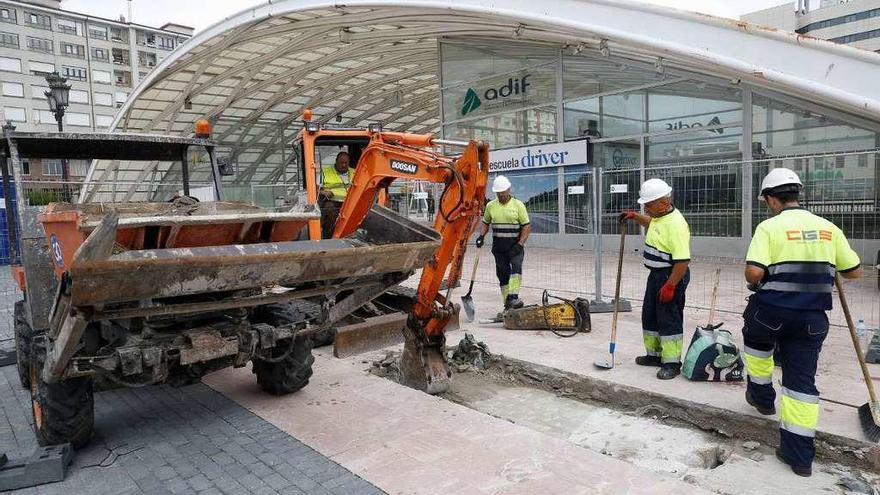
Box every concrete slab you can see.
[203,352,712,495]
[455,281,877,446]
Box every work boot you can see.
[746,390,776,416]
[509,296,524,310]
[775,449,811,477]
[656,363,681,380]
[635,355,662,367]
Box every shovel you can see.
[461,246,482,322]
[595,218,627,370]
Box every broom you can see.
[835,275,880,441]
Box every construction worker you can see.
[318,152,352,238]
[621,178,691,380]
[476,175,530,311]
[742,168,861,477]
[319,151,351,202]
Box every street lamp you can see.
[44,72,71,201]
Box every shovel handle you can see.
[464,247,481,297]
[707,267,721,326]
[609,218,627,344]
[835,275,879,407]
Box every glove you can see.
[747,282,762,293]
[619,210,638,222]
[475,235,485,248]
[511,243,524,256]
[659,281,677,303]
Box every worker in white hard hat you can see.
[620,178,691,380]
[742,168,861,477]
[477,175,531,311]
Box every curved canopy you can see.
[83,0,880,199]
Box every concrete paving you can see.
[0,364,383,495]
[455,279,879,446]
[203,351,711,495]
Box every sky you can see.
[61,0,823,32]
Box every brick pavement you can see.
[0,364,384,495]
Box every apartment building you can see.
[743,0,880,52]
[0,0,191,181]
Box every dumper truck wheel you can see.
[29,337,94,449]
[252,337,314,395]
[14,300,32,389]
[251,303,314,395]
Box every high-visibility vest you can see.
[643,207,691,270]
[482,197,529,239]
[322,165,350,201]
[746,206,860,310]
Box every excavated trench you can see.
[369,336,880,494]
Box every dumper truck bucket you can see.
[38,201,440,381]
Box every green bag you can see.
[682,323,744,382]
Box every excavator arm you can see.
[332,132,489,393]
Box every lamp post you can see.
[44,72,71,201]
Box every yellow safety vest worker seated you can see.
[320,152,352,202]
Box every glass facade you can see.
[439,39,879,246]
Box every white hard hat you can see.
[492,175,512,193]
[759,168,802,200]
[637,178,673,205]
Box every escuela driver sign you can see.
[488,140,588,172]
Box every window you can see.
[62,66,87,81]
[94,92,112,106]
[0,8,16,24]
[25,12,51,30]
[68,160,89,176]
[112,48,129,65]
[138,51,156,68]
[57,18,81,36]
[69,89,88,104]
[115,91,128,108]
[2,82,24,97]
[114,70,131,87]
[35,109,55,124]
[3,107,26,122]
[91,47,109,61]
[92,69,112,84]
[66,112,90,127]
[139,32,156,46]
[158,36,175,50]
[110,27,126,43]
[0,56,21,72]
[27,36,52,53]
[30,84,47,99]
[30,61,55,76]
[42,159,62,176]
[95,115,114,128]
[61,42,85,58]
[89,25,107,40]
[21,160,30,176]
[0,31,18,48]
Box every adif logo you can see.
[390,160,418,174]
[461,88,481,116]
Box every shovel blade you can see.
[593,358,614,370]
[461,295,475,323]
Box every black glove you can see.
[511,243,524,256]
[747,282,762,293]
[475,235,485,248]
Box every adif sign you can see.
[488,140,588,172]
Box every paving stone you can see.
[0,369,385,495]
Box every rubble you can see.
[449,333,494,371]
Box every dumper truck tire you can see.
[14,300,32,389]
[29,337,94,449]
[251,303,314,395]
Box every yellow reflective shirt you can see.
[746,207,860,310]
[322,165,350,201]
[643,207,691,270]
[483,198,529,239]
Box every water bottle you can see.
[857,319,869,352]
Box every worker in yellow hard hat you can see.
[621,178,691,380]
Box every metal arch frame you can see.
[82,0,880,200]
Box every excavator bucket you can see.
[38,201,440,381]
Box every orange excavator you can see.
[294,116,489,393]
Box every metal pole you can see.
[56,116,71,202]
[207,146,222,201]
[590,138,605,304]
[181,146,190,196]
